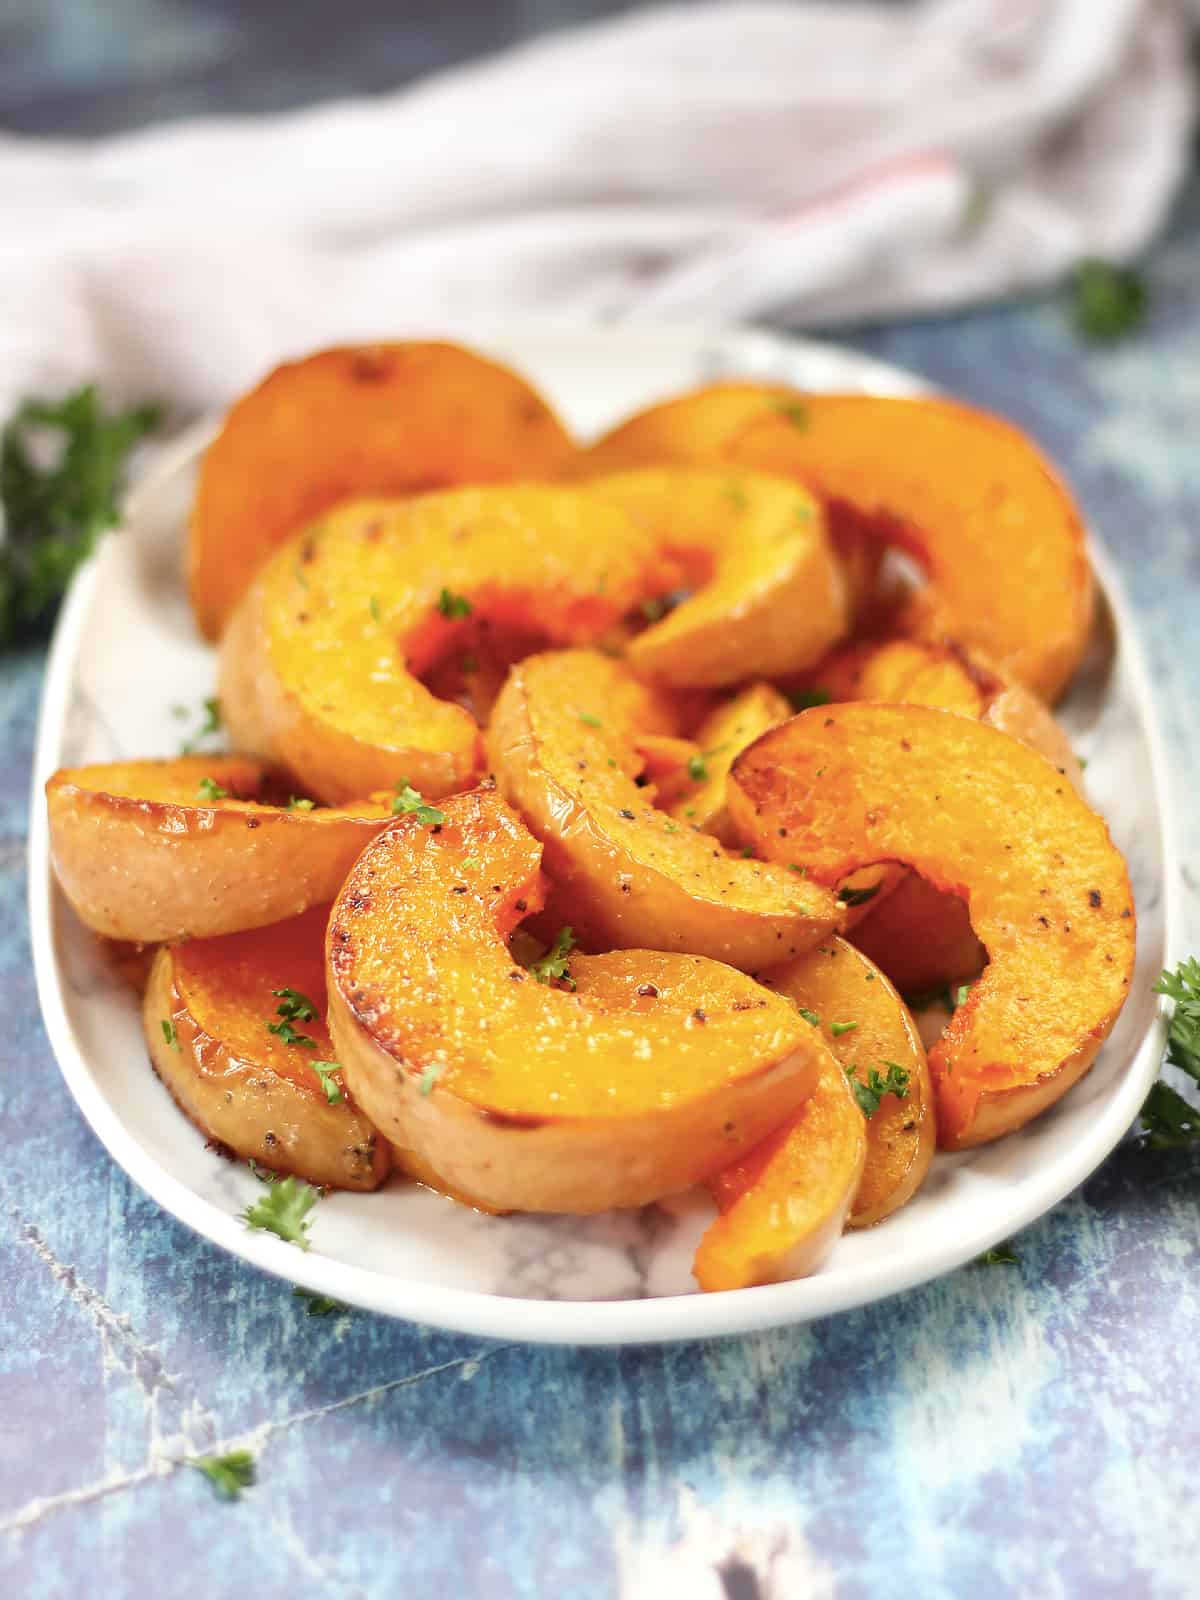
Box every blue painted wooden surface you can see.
[3,5,1199,1596]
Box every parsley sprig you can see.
[267,986,319,1050]
[437,587,472,619]
[392,781,445,826]
[240,1175,320,1250]
[1138,960,1200,1148]
[1071,260,1147,343]
[178,696,221,755]
[310,1060,343,1105]
[196,776,229,803]
[846,1062,910,1119]
[529,926,577,991]
[188,1450,257,1500]
[974,1242,1019,1267]
[0,384,161,647]
[294,1288,346,1316]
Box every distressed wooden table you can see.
[2,4,1198,1596]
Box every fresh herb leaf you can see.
[268,1018,315,1049]
[1153,959,1200,1083]
[1138,1081,1200,1149]
[437,587,472,619]
[196,776,228,803]
[770,398,809,429]
[179,696,222,755]
[578,712,603,729]
[740,846,756,859]
[830,1020,858,1037]
[368,595,382,623]
[788,688,831,711]
[723,481,748,511]
[838,882,880,909]
[188,1449,257,1500]
[286,795,315,811]
[788,863,807,877]
[240,1175,319,1249]
[1071,259,1147,343]
[460,856,482,872]
[294,1288,346,1316]
[391,781,445,826]
[529,926,577,991]
[160,1018,179,1050]
[272,987,318,1024]
[460,652,479,674]
[687,753,708,783]
[974,1242,1019,1267]
[798,1008,820,1027]
[309,1060,343,1105]
[846,1061,910,1118]
[419,1062,447,1096]
[0,384,161,647]
[640,597,668,623]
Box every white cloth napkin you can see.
[0,0,1193,420]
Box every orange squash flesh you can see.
[755,937,935,1228]
[584,470,846,684]
[218,486,662,803]
[46,756,391,942]
[325,788,822,1214]
[728,704,1135,1149]
[666,682,792,846]
[145,906,389,1190]
[585,383,1094,703]
[189,341,575,639]
[488,650,843,969]
[693,1047,866,1292]
[851,871,987,1000]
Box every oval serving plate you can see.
[28,323,1176,1345]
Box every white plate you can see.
[29,322,1177,1345]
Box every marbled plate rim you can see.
[27,321,1179,1346]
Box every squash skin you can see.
[46,756,390,942]
[758,938,935,1228]
[583,470,846,684]
[585,382,1094,703]
[144,906,389,1191]
[694,1046,866,1292]
[325,788,823,1214]
[189,341,575,639]
[728,704,1135,1149]
[488,650,842,970]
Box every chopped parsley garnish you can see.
[770,398,809,430]
[1137,960,1200,1147]
[196,776,229,803]
[529,926,577,990]
[437,587,472,619]
[846,1061,910,1118]
[798,1008,820,1027]
[419,1062,447,1096]
[0,384,161,647]
[461,856,482,872]
[368,595,382,623]
[286,795,315,811]
[687,753,709,783]
[460,652,479,674]
[309,1060,343,1105]
[160,1018,179,1049]
[1071,259,1147,343]
[188,1449,257,1500]
[788,863,807,877]
[640,597,668,623]
[240,1175,320,1249]
[723,481,748,511]
[740,846,756,859]
[787,688,831,712]
[391,781,445,825]
[838,882,881,909]
[294,1288,346,1316]
[578,712,603,728]
[974,1242,1019,1267]
[267,986,318,1051]
[830,1021,858,1037]
[179,696,222,755]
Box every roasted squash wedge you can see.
[586,383,1094,702]
[664,682,792,845]
[728,704,1135,1149]
[145,906,389,1190]
[757,937,935,1228]
[219,486,662,803]
[46,756,390,942]
[189,341,575,639]
[325,788,822,1213]
[694,1045,865,1292]
[584,470,846,684]
[488,650,842,969]
[851,871,987,1000]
